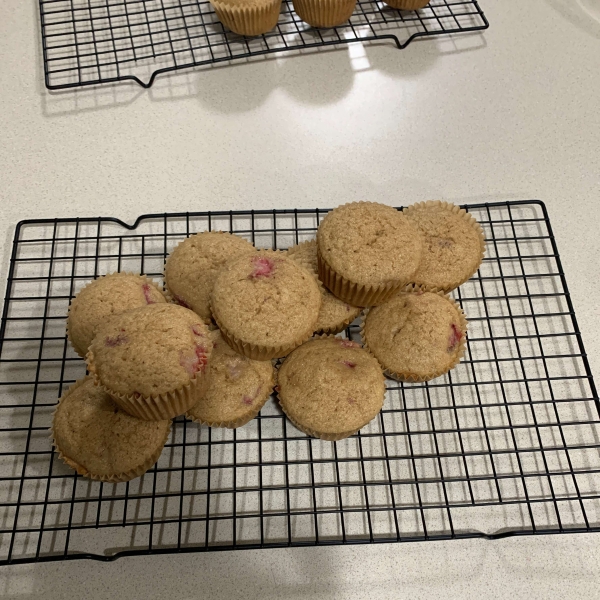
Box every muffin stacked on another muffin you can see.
[86,303,212,420]
[317,201,423,306]
[210,250,322,359]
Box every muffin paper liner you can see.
[186,373,275,429]
[403,200,486,292]
[50,376,172,483]
[383,0,429,9]
[275,333,382,441]
[211,0,282,36]
[317,247,406,307]
[292,0,356,28]
[67,272,166,358]
[86,350,209,421]
[360,284,468,382]
[212,313,315,360]
[210,251,320,360]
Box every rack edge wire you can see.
[0,200,599,565]
[38,0,489,90]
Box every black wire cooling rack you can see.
[38,0,488,89]
[0,200,599,566]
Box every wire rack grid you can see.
[0,200,599,566]
[38,0,488,89]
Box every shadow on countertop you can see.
[38,28,487,118]
[545,0,600,40]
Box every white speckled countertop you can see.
[1,0,600,597]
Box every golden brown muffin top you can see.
[404,201,485,291]
[317,202,423,287]
[210,251,321,350]
[362,289,467,380]
[53,377,170,478]
[67,273,166,357]
[87,303,211,398]
[277,337,385,437]
[187,330,275,425]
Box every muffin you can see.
[404,200,485,291]
[87,303,212,420]
[384,0,429,9]
[186,331,275,428]
[211,0,282,36]
[277,336,385,440]
[52,377,170,482]
[292,0,357,28]
[210,250,321,360]
[287,240,361,334]
[67,273,166,358]
[317,202,423,306]
[361,286,467,381]
[164,231,256,323]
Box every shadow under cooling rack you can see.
[38,0,488,89]
[0,200,599,565]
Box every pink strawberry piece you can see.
[173,294,190,309]
[342,360,356,369]
[227,361,243,380]
[105,333,128,347]
[339,339,360,349]
[249,255,276,279]
[142,284,156,304]
[347,397,356,404]
[179,345,208,377]
[191,324,205,337]
[241,385,262,406]
[448,323,463,352]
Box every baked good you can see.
[67,273,166,357]
[403,200,485,291]
[52,377,170,482]
[277,336,385,440]
[210,250,321,360]
[292,0,357,28]
[384,0,429,9]
[164,231,256,323]
[361,286,467,381]
[211,0,282,36]
[186,331,275,428]
[316,201,423,306]
[287,240,361,334]
[87,303,212,420]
